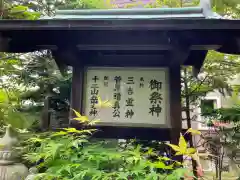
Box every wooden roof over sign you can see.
[0,0,239,70]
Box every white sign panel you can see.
[84,67,170,128]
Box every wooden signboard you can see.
[83,67,170,128]
[70,63,181,141]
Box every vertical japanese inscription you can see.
[113,76,121,118]
[89,76,99,117]
[149,79,163,117]
[104,76,109,87]
[140,77,144,88]
[85,68,168,126]
[125,77,135,119]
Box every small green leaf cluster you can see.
[0,88,37,130]
[2,4,41,19]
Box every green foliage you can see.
[1,2,41,19]
[0,87,36,129]
[212,0,240,18]
[21,109,200,180]
[0,52,71,130]
[210,106,240,123]
[0,52,71,126]
[1,0,73,128]
[0,2,71,129]
[182,52,239,105]
[22,130,184,179]
[167,133,197,157]
[201,88,240,124]
[202,105,240,147]
[200,89,240,179]
[145,0,199,8]
[18,51,71,111]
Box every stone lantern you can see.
[0,125,28,180]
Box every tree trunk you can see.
[215,157,219,179]
[183,68,198,179]
[41,96,50,131]
[219,149,224,180]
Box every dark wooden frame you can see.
[69,53,182,142]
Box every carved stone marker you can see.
[0,125,28,180]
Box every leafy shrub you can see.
[22,96,198,180]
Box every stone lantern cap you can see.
[0,125,18,165]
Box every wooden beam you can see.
[69,66,84,123]
[52,48,81,66]
[0,19,240,31]
[165,36,190,66]
[51,48,85,125]
[169,66,182,131]
[191,50,208,77]
[77,44,172,51]
[37,45,58,50]
[168,48,190,66]
[76,44,221,51]
[0,34,10,52]
[52,50,68,75]
[217,37,240,55]
[82,54,167,67]
[169,65,182,161]
[165,34,185,156]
